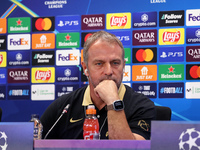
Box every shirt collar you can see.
[82,84,126,106]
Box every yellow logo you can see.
[0,52,7,67]
[70,118,83,123]
[138,120,149,131]
[106,12,131,29]
[159,28,185,45]
[31,67,55,83]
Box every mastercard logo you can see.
[35,18,52,31]
[84,33,93,42]
[136,49,154,62]
[189,65,200,79]
[32,17,54,32]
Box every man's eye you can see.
[96,63,102,66]
[113,61,120,65]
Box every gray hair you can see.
[83,30,124,67]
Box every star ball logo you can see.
[32,17,55,32]
[132,47,157,63]
[179,128,200,150]
[0,131,8,150]
[186,64,200,80]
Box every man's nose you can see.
[104,64,113,76]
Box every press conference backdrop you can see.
[0,0,200,122]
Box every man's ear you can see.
[81,61,89,77]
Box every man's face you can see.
[86,40,125,89]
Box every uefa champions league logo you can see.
[179,128,200,150]
[0,131,8,150]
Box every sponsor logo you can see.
[8,17,30,33]
[8,85,30,100]
[186,64,200,80]
[133,30,157,46]
[32,51,54,66]
[106,12,131,29]
[7,51,30,66]
[32,67,55,83]
[56,32,79,48]
[7,68,30,83]
[186,28,200,44]
[32,33,55,49]
[123,65,131,81]
[81,32,94,47]
[31,84,55,100]
[0,18,7,34]
[56,66,79,82]
[132,47,157,63]
[0,69,6,84]
[0,86,6,100]
[186,9,200,26]
[8,34,31,50]
[0,35,7,50]
[109,31,131,46]
[159,10,184,27]
[55,84,79,98]
[159,64,184,81]
[44,0,67,9]
[132,65,157,81]
[0,52,7,67]
[56,15,80,31]
[133,12,157,28]
[32,17,55,32]
[159,28,184,45]
[150,0,166,3]
[186,82,200,99]
[132,83,157,98]
[159,82,184,98]
[56,50,80,66]
[159,47,184,62]
[124,48,131,64]
[186,46,200,62]
[82,14,105,30]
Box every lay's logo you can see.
[159,28,184,45]
[0,52,7,67]
[32,67,55,83]
[106,13,131,29]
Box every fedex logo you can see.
[56,50,80,66]
[8,34,30,50]
[186,9,200,26]
[58,54,78,61]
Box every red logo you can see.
[168,66,175,73]
[163,31,180,43]
[35,18,53,31]
[189,65,200,79]
[110,16,127,27]
[65,34,71,41]
[0,54,3,65]
[35,70,51,81]
[16,19,22,26]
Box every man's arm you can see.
[94,80,146,140]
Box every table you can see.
[34,140,151,150]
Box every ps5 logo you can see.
[160,52,183,58]
[58,20,79,27]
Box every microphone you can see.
[44,104,70,139]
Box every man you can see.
[40,31,156,140]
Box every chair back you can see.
[155,106,171,120]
